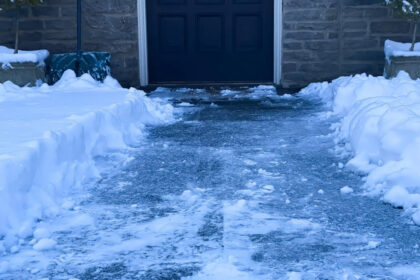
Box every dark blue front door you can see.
[147,0,274,84]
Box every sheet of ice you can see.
[0,70,173,244]
[0,46,49,67]
[299,71,420,224]
[385,40,420,61]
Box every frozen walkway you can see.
[2,87,420,279]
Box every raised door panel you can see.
[196,15,224,52]
[158,16,187,53]
[233,15,263,52]
[158,0,186,4]
[196,0,225,4]
[233,0,262,3]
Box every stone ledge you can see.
[384,56,420,79]
[0,62,46,86]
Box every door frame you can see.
[137,0,282,86]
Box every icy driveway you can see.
[2,87,420,279]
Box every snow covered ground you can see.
[0,71,173,251]
[2,69,420,279]
[0,46,49,67]
[300,71,420,225]
[1,86,420,279]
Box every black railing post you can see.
[75,0,82,76]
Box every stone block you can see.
[384,56,420,79]
[285,32,325,41]
[0,62,45,86]
[343,21,367,30]
[371,21,411,34]
[31,6,59,17]
[343,39,379,49]
[304,40,339,51]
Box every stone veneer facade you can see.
[0,0,417,88]
[281,0,415,88]
[0,0,139,87]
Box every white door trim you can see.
[274,0,282,85]
[137,0,282,86]
[137,0,149,86]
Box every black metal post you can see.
[75,0,82,76]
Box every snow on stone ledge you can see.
[0,70,174,243]
[385,39,420,61]
[299,72,420,225]
[0,46,49,66]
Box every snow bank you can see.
[0,46,49,67]
[385,40,420,61]
[300,72,420,224]
[0,70,173,244]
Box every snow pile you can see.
[0,46,49,67]
[300,72,420,224]
[340,186,354,195]
[384,40,420,61]
[0,70,173,245]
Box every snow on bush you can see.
[385,0,420,51]
[0,46,49,67]
[0,70,174,246]
[385,0,420,19]
[300,72,420,224]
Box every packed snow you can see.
[384,40,420,61]
[0,70,173,247]
[340,186,354,195]
[0,46,49,67]
[300,71,420,224]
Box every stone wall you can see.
[0,0,139,87]
[82,0,139,87]
[0,0,76,53]
[0,0,417,88]
[282,0,415,88]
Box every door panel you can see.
[159,0,186,4]
[159,16,187,53]
[234,15,263,52]
[196,15,224,52]
[147,0,273,84]
[234,0,262,3]
[196,0,225,4]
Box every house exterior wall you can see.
[282,0,415,88]
[0,0,139,88]
[0,0,416,88]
